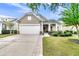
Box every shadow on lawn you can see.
[69,39,79,44]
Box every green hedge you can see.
[2,30,18,34]
[60,32,72,37]
[50,32,58,36]
[73,31,77,34]
[64,30,73,34]
[49,31,72,37]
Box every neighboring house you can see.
[18,12,62,34]
[0,20,2,34]
[59,21,77,31]
[0,18,17,34]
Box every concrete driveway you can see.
[0,34,42,56]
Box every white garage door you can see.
[19,24,40,34]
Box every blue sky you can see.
[0,3,64,20]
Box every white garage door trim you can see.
[19,24,40,34]
[19,24,40,26]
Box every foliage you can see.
[3,21,14,30]
[2,21,14,34]
[2,30,18,34]
[27,3,66,12]
[61,4,79,26]
[49,31,72,37]
[74,31,77,34]
[60,3,79,37]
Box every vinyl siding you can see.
[19,14,41,24]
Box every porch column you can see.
[55,23,57,31]
[48,24,51,32]
[41,22,43,32]
[40,21,43,33]
[60,25,62,31]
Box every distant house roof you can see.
[44,19,62,24]
[0,17,17,23]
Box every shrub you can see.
[49,31,72,37]
[60,33,65,37]
[58,31,62,34]
[73,31,77,34]
[60,32,72,37]
[64,32,72,36]
[2,30,10,34]
[49,31,61,36]
[2,30,18,34]
[70,31,73,33]
[12,30,18,34]
[64,30,73,34]
[50,32,58,36]
[48,31,57,35]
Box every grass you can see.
[0,34,13,38]
[43,35,79,56]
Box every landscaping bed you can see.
[48,30,77,37]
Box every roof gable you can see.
[18,12,44,24]
[18,12,47,22]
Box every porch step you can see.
[43,33,50,37]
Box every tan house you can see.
[0,12,77,34]
[18,12,62,34]
[1,12,61,34]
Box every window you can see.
[2,24,6,30]
[27,16,31,20]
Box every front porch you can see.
[43,24,58,33]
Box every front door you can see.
[43,24,48,32]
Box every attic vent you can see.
[27,16,31,20]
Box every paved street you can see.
[0,34,42,56]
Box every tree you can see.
[27,3,66,12]
[3,21,14,34]
[60,3,79,38]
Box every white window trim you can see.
[27,16,31,20]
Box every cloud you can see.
[0,15,15,18]
[10,4,28,10]
[18,10,31,13]
[7,3,31,13]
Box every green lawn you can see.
[0,34,13,38]
[43,35,79,56]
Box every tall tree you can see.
[27,3,66,12]
[61,3,79,38]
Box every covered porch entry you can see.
[43,24,57,33]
